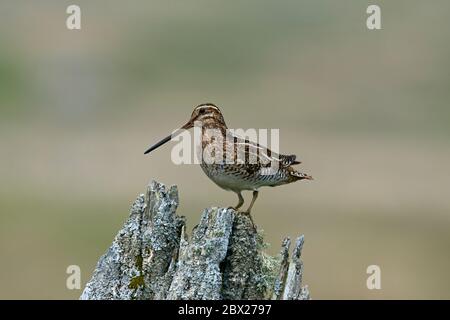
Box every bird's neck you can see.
[200,120,228,150]
[201,118,227,132]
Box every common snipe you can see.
[144,103,312,216]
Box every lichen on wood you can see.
[80,180,310,300]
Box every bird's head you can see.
[144,103,226,154]
[181,103,226,130]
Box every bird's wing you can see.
[226,131,300,167]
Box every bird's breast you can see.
[200,163,285,191]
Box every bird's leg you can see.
[243,190,258,230]
[233,191,244,211]
[244,190,258,214]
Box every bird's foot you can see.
[242,210,257,232]
[226,207,257,231]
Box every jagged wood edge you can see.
[80,180,309,300]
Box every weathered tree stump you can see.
[80,180,310,300]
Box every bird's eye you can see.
[199,109,206,114]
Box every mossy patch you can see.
[260,252,281,297]
[135,254,143,271]
[128,275,145,290]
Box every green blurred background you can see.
[1,0,449,299]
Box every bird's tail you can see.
[289,168,313,181]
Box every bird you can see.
[144,103,312,220]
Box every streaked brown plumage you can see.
[144,103,312,216]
